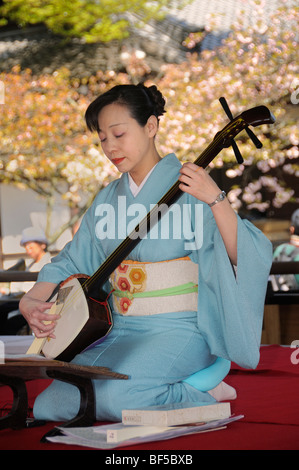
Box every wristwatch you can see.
[208,190,226,207]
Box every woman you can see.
[20,84,272,422]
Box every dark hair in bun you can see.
[85,83,166,132]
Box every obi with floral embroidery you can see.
[109,257,198,316]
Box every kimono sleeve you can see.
[37,203,104,285]
[193,203,273,369]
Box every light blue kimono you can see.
[34,154,272,421]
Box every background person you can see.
[0,227,51,334]
[272,208,299,291]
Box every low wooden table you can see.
[0,358,128,436]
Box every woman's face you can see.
[97,103,158,184]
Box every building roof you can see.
[167,0,290,31]
[128,0,296,57]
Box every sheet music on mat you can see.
[46,415,244,449]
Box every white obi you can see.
[109,257,198,316]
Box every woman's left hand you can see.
[178,162,220,204]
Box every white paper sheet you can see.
[46,415,244,449]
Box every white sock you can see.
[208,381,237,401]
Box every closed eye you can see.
[99,132,124,143]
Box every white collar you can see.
[128,164,157,197]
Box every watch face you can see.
[219,193,225,201]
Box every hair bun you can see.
[138,83,166,118]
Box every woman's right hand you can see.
[19,282,61,338]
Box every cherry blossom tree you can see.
[0,66,123,242]
[152,1,298,217]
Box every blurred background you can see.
[0,0,298,268]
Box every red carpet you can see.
[1,345,298,450]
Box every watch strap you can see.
[208,190,226,207]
